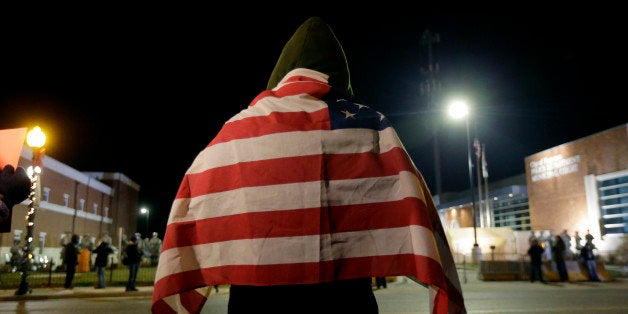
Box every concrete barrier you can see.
[478,260,526,281]
[478,260,611,281]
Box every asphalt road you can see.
[1,276,627,313]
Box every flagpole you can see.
[474,138,484,228]
[466,119,481,263]
[448,100,481,263]
[482,144,491,227]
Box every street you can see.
[0,277,627,313]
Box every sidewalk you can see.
[0,268,625,303]
[0,285,154,302]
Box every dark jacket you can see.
[93,242,114,267]
[124,242,143,265]
[552,236,566,261]
[64,235,80,266]
[580,243,596,261]
[527,241,544,265]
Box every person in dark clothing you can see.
[124,235,143,292]
[527,238,545,283]
[93,241,114,288]
[223,18,383,313]
[228,278,378,314]
[552,235,569,281]
[375,277,387,289]
[63,234,80,289]
[152,16,465,314]
[580,242,601,281]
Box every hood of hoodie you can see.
[266,17,353,96]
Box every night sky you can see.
[1,9,625,237]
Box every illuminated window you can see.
[42,187,50,202]
[598,174,628,235]
[492,192,530,231]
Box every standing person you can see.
[80,234,94,272]
[10,238,22,272]
[375,277,387,289]
[552,235,569,282]
[528,230,538,246]
[585,229,595,247]
[152,17,465,314]
[134,232,145,264]
[560,229,572,259]
[124,235,143,292]
[580,242,601,281]
[147,232,162,266]
[99,232,113,246]
[574,231,583,250]
[63,234,80,289]
[527,239,546,283]
[92,241,114,289]
[541,230,553,261]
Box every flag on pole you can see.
[482,144,488,179]
[473,138,481,160]
[151,69,466,314]
[0,127,27,170]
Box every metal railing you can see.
[0,258,156,289]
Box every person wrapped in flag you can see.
[152,16,466,314]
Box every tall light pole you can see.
[16,126,46,295]
[448,101,482,263]
[140,207,149,237]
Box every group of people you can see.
[59,231,161,291]
[527,229,601,283]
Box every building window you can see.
[79,199,85,211]
[42,187,50,202]
[93,203,98,215]
[63,194,70,207]
[491,193,530,231]
[104,207,109,217]
[598,173,628,235]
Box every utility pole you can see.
[420,29,442,197]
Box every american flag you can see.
[482,144,488,179]
[152,69,466,314]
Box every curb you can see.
[0,287,153,302]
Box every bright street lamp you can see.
[140,207,149,236]
[448,101,482,263]
[16,126,46,295]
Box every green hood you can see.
[267,17,353,96]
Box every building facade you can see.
[439,123,627,262]
[526,123,627,261]
[1,146,139,267]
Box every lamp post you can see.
[15,126,46,295]
[140,207,149,236]
[448,101,482,263]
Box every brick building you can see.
[526,123,627,259]
[0,146,139,266]
[439,123,627,262]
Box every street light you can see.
[16,126,46,295]
[448,101,482,263]
[140,207,149,236]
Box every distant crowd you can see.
[527,228,601,283]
